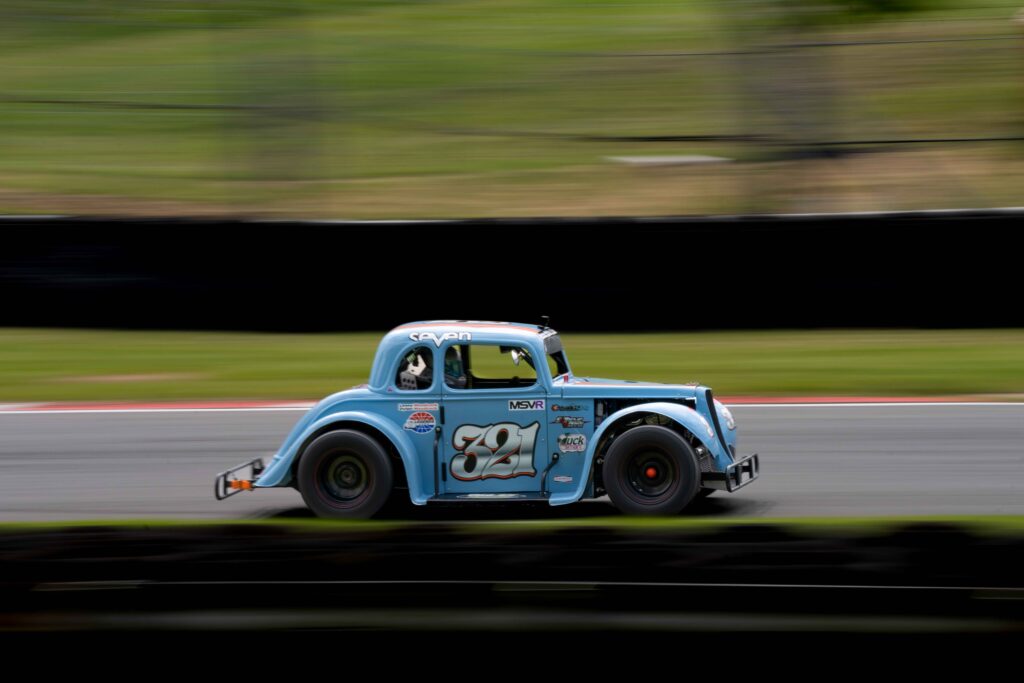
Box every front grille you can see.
[704,388,727,446]
[697,448,713,472]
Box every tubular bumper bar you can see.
[701,453,760,493]
[214,458,265,500]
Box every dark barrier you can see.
[1,210,1020,330]
[2,522,1022,639]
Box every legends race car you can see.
[215,321,759,517]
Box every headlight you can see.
[715,400,736,430]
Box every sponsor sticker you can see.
[408,331,472,347]
[557,433,587,453]
[509,399,545,411]
[553,475,573,484]
[403,411,436,434]
[552,404,582,412]
[398,402,439,412]
[552,416,587,428]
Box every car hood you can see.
[556,375,705,400]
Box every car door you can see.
[440,341,550,495]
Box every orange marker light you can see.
[230,480,254,491]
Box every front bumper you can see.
[701,453,760,493]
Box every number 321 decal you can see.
[451,422,539,481]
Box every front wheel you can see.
[297,430,393,518]
[603,425,700,515]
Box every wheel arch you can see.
[255,411,426,504]
[291,420,409,494]
[549,402,720,506]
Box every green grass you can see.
[1,1,1022,217]
[1,328,1022,402]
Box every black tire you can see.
[297,430,393,519]
[603,425,700,515]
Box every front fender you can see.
[549,401,729,506]
[255,410,428,504]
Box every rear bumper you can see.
[214,458,265,500]
[701,453,760,493]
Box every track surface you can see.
[0,405,1021,520]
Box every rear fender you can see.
[255,411,428,504]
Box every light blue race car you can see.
[215,321,759,517]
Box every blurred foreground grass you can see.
[0,328,1022,402]
[3,515,1024,534]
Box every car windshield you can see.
[543,334,569,377]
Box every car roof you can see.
[380,321,555,352]
[390,320,550,338]
[370,321,560,389]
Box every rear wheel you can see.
[297,430,393,518]
[603,425,700,515]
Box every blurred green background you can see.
[2,0,1023,218]
[2,329,1022,402]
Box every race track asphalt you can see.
[0,405,1021,520]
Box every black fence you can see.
[1,211,1020,331]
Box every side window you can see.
[444,345,468,389]
[446,343,538,390]
[395,346,434,391]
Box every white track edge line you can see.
[730,402,1024,408]
[0,401,1022,415]
[0,407,313,415]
